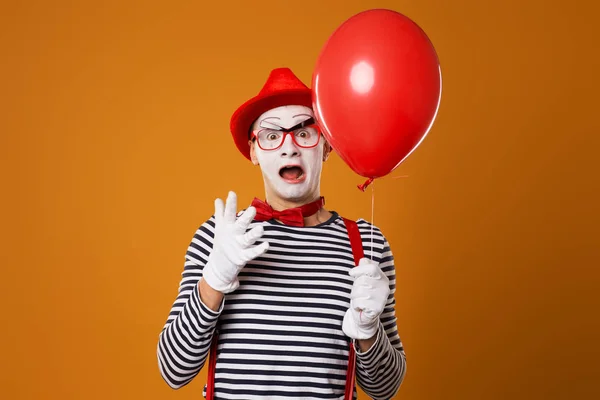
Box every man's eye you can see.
[296,130,309,138]
[267,133,279,140]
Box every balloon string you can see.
[370,180,374,260]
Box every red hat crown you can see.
[258,68,310,95]
[230,68,313,161]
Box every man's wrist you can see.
[198,277,224,312]
[356,330,378,353]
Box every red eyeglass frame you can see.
[250,123,322,151]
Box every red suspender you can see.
[205,332,218,400]
[342,217,364,400]
[205,218,363,400]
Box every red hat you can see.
[230,68,312,160]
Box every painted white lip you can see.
[279,164,306,184]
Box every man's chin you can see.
[268,181,313,203]
[278,188,310,203]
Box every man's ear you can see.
[249,140,259,165]
[322,139,332,162]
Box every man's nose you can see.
[280,133,299,157]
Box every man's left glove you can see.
[342,258,391,340]
[202,191,269,294]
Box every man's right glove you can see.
[202,191,269,294]
[342,258,390,340]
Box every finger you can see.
[350,299,375,318]
[359,297,385,313]
[351,295,381,316]
[351,275,375,293]
[352,274,390,295]
[351,296,370,310]
[349,262,380,279]
[358,308,379,322]
[358,257,377,267]
[235,206,257,230]
[243,241,269,261]
[349,299,363,312]
[238,225,264,248]
[213,198,224,224]
[228,250,245,267]
[223,191,238,223]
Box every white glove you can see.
[202,191,269,294]
[342,258,391,340]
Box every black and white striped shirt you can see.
[157,211,406,399]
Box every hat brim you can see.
[230,89,313,160]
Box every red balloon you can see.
[312,9,442,189]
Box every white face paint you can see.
[251,105,325,203]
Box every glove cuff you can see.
[202,266,239,294]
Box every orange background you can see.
[1,0,598,399]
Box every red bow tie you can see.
[251,197,325,227]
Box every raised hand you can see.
[342,258,391,340]
[202,191,269,294]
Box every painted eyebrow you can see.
[259,119,284,129]
[258,114,313,130]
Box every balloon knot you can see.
[357,177,374,191]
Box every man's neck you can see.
[266,196,317,211]
[303,207,333,227]
[265,193,332,227]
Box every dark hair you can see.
[248,119,257,141]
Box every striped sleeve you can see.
[354,238,407,399]
[157,216,223,389]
